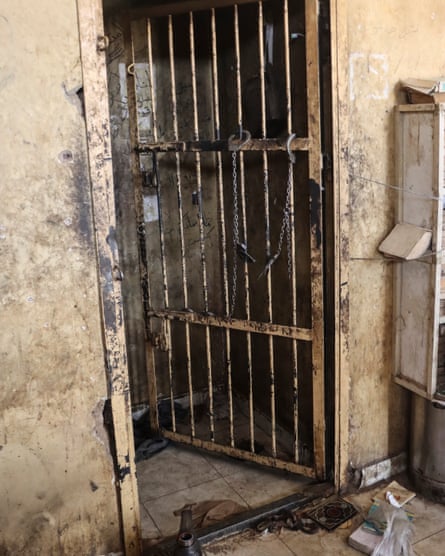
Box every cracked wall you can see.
[0,0,121,553]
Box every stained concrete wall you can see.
[338,0,445,475]
[0,1,122,554]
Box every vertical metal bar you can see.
[234,4,255,452]
[305,0,325,479]
[147,19,176,432]
[147,19,158,143]
[258,1,277,458]
[153,151,176,432]
[168,15,195,437]
[125,20,159,433]
[211,8,235,447]
[283,0,299,463]
[189,11,215,441]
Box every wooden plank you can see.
[77,1,141,554]
[305,0,326,480]
[394,106,444,399]
[378,223,432,260]
[397,104,436,113]
[147,309,313,341]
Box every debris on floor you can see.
[135,437,170,462]
[307,496,358,531]
[348,481,416,555]
[174,500,246,529]
[255,508,319,535]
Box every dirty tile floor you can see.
[138,444,445,555]
[137,442,312,543]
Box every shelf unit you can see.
[394,103,445,401]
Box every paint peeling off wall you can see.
[0,0,121,553]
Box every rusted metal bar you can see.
[211,8,235,447]
[161,429,316,478]
[258,1,277,459]
[233,3,255,452]
[137,138,310,153]
[146,18,177,432]
[147,19,158,142]
[283,0,299,463]
[189,11,215,441]
[147,309,313,341]
[168,14,195,437]
[125,20,159,434]
[129,0,270,19]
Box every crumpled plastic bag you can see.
[371,501,414,556]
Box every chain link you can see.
[230,150,239,317]
[272,161,293,278]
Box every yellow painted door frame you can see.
[77,0,141,554]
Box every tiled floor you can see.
[137,444,445,555]
[137,443,312,543]
[204,480,445,556]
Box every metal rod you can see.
[130,0,270,19]
[147,19,158,142]
[189,11,215,441]
[162,429,316,477]
[126,19,159,432]
[153,152,176,432]
[211,8,234,447]
[234,3,255,453]
[168,14,195,437]
[234,4,243,136]
[147,309,313,341]
[147,20,176,432]
[283,0,299,463]
[136,137,311,153]
[259,1,277,458]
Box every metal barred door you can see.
[125,0,325,479]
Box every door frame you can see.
[77,0,141,554]
[77,0,351,552]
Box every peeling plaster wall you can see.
[0,1,121,554]
[340,1,445,471]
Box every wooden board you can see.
[394,104,445,399]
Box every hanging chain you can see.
[259,134,296,279]
[230,149,239,317]
[265,163,292,278]
[228,130,251,317]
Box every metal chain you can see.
[230,150,239,317]
[258,135,295,280]
[285,162,293,278]
[274,162,292,278]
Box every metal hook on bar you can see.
[228,129,252,152]
[287,133,297,164]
